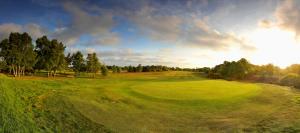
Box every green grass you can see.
[131,80,260,100]
[1,71,300,132]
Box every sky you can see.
[1,0,300,68]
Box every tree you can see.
[116,66,121,73]
[101,65,109,76]
[0,59,7,72]
[285,64,300,74]
[235,58,252,79]
[86,53,101,77]
[50,40,65,77]
[35,36,65,77]
[128,65,134,72]
[21,33,37,76]
[65,53,73,70]
[209,58,253,80]
[0,32,36,77]
[35,36,51,73]
[71,51,84,76]
[137,64,143,72]
[112,65,117,73]
[0,39,11,73]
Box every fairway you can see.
[2,72,300,132]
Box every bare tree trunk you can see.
[9,66,12,75]
[18,66,21,77]
[14,65,18,77]
[16,66,18,77]
[22,66,25,76]
[12,66,16,77]
[53,70,56,77]
[14,66,17,77]
[20,66,21,77]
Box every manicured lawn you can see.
[1,71,300,132]
[131,80,260,100]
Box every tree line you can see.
[0,32,108,77]
[7,31,300,87]
[0,32,191,77]
[107,64,191,73]
[198,58,300,89]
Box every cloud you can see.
[52,1,120,46]
[1,0,254,52]
[0,23,46,40]
[90,33,120,46]
[24,23,47,39]
[95,48,190,67]
[262,0,300,37]
[181,18,256,51]
[274,0,300,36]
[0,23,22,40]
[127,5,255,51]
[85,48,96,54]
[129,6,182,42]
[258,19,273,28]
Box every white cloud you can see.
[0,23,22,40]
[261,0,300,37]
[0,23,46,40]
[86,48,96,54]
[126,6,255,51]
[96,48,192,67]
[181,18,256,51]
[52,1,120,46]
[129,6,182,42]
[24,23,46,39]
[274,0,300,37]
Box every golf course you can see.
[1,71,300,132]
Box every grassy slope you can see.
[1,72,300,132]
[0,74,110,133]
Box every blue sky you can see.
[1,0,300,68]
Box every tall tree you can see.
[35,36,51,73]
[65,53,73,70]
[209,58,253,80]
[71,51,85,76]
[49,39,65,77]
[21,33,37,75]
[0,32,36,77]
[86,53,101,77]
[35,36,65,77]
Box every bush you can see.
[101,65,109,76]
[280,74,300,88]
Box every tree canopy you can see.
[35,36,65,77]
[0,32,36,77]
[71,51,85,75]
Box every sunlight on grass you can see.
[131,80,261,100]
[1,72,300,132]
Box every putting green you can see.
[130,80,261,101]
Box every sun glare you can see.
[248,28,300,68]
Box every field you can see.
[1,71,300,132]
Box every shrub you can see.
[101,65,109,76]
[280,74,300,88]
